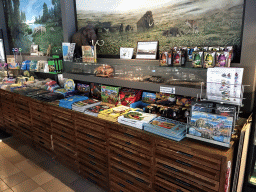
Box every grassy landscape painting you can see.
[76,0,244,56]
[3,0,63,55]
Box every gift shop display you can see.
[59,95,88,109]
[119,88,142,106]
[101,85,120,105]
[72,98,101,112]
[84,103,114,117]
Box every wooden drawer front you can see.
[78,149,107,168]
[3,115,16,124]
[156,152,220,181]
[77,130,106,146]
[16,115,31,126]
[110,148,151,177]
[52,123,75,137]
[49,106,73,121]
[32,112,51,124]
[156,169,216,192]
[33,121,51,133]
[16,103,29,111]
[156,160,219,191]
[30,101,44,111]
[109,123,151,144]
[15,98,29,106]
[54,143,76,160]
[77,138,107,156]
[33,127,51,141]
[155,176,190,192]
[156,140,221,171]
[110,181,133,192]
[110,175,148,192]
[2,102,15,111]
[79,162,107,183]
[79,165,108,190]
[33,135,52,149]
[53,135,76,153]
[75,113,105,127]
[1,93,14,102]
[54,153,79,172]
[16,109,31,119]
[76,120,106,134]
[110,142,152,168]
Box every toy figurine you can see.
[218,54,226,67]
[194,53,201,66]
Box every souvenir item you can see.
[159,52,168,66]
[29,60,37,71]
[30,45,39,56]
[64,79,75,91]
[90,83,101,100]
[187,47,194,61]
[120,47,134,59]
[216,52,229,67]
[72,99,101,112]
[181,48,187,66]
[226,46,233,67]
[187,111,233,147]
[156,92,176,105]
[21,60,31,70]
[136,41,158,60]
[98,105,134,122]
[84,104,113,117]
[59,95,88,109]
[191,102,214,113]
[176,96,193,107]
[63,42,76,61]
[204,52,216,68]
[47,84,60,92]
[82,45,95,63]
[77,83,90,97]
[118,111,157,129]
[35,92,64,102]
[167,49,172,66]
[141,92,156,104]
[94,64,114,77]
[144,117,187,141]
[101,85,120,105]
[192,51,203,68]
[119,88,142,106]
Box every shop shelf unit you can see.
[0,90,5,131]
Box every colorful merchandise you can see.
[21,60,31,70]
[187,111,233,147]
[216,52,229,67]
[156,92,176,105]
[84,104,113,117]
[192,51,203,68]
[64,79,75,91]
[94,64,114,77]
[101,85,120,105]
[72,99,101,112]
[90,83,101,100]
[118,111,157,129]
[204,52,216,68]
[77,83,90,97]
[29,60,37,71]
[119,88,142,106]
[143,117,186,141]
[59,95,88,109]
[142,92,156,104]
[176,96,193,107]
[159,52,168,66]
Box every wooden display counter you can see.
[0,89,247,192]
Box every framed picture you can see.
[30,45,39,56]
[136,41,158,60]
[0,39,5,63]
[120,47,134,59]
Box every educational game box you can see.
[143,116,186,141]
[101,85,120,105]
[72,99,101,113]
[84,103,114,117]
[118,111,157,129]
[187,111,233,147]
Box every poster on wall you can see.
[75,0,244,62]
[2,0,63,55]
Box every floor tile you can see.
[2,189,14,192]
[0,180,9,191]
[30,187,47,192]
[14,160,38,171]
[16,146,45,163]
[6,154,27,165]
[37,160,58,171]
[0,163,21,179]
[2,172,29,187]
[69,178,92,192]
[11,179,39,192]
[40,178,68,192]
[57,186,75,192]
[22,165,45,178]
[31,171,55,186]
[49,165,79,184]
[0,149,20,158]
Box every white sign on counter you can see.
[160,86,175,94]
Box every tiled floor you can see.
[0,137,107,192]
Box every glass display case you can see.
[63,59,207,89]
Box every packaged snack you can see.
[187,47,194,61]
[203,51,216,68]
[181,48,187,66]
[141,92,156,104]
[192,51,203,68]
[156,92,176,105]
[90,83,101,100]
[216,52,229,67]
[176,96,194,107]
[119,88,142,106]
[101,85,120,105]
[167,49,172,66]
[173,49,181,66]
[225,46,233,67]
[159,52,168,66]
[72,99,101,112]
[77,83,90,97]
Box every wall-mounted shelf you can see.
[63,72,206,97]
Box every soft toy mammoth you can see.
[71,24,97,58]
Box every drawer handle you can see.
[118,161,122,165]
[135,177,144,183]
[89,172,94,177]
[95,170,102,175]
[137,162,142,166]
[125,141,131,145]
[88,154,95,159]
[163,164,179,172]
[124,133,134,138]
[117,153,122,157]
[136,170,143,174]
[87,141,93,145]
[175,179,190,187]
[87,134,94,138]
[89,161,96,166]
[117,169,124,173]
[177,189,183,192]
[126,150,133,155]
[118,183,125,188]
[88,147,95,152]
[176,160,192,167]
[177,151,193,158]
[126,180,134,185]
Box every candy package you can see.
[192,51,203,68]
[203,51,216,68]
[119,88,142,106]
[216,51,229,67]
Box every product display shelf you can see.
[0,93,5,132]
[0,89,248,192]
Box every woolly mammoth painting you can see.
[76,0,244,60]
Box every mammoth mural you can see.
[136,11,154,32]
[71,24,97,58]
[125,25,133,32]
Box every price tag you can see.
[160,86,175,94]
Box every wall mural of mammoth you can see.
[71,24,97,58]
[137,11,154,32]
